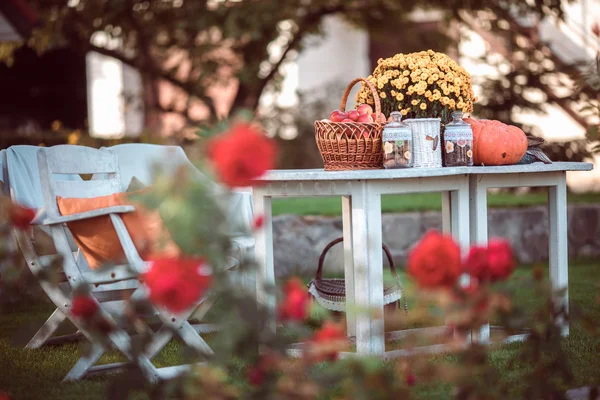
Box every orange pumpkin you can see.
[464,118,527,166]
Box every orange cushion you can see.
[57,190,180,270]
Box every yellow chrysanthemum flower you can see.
[355,51,474,121]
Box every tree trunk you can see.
[142,75,163,134]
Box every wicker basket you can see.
[404,118,442,168]
[314,78,385,171]
[307,237,407,314]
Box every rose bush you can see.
[0,114,596,400]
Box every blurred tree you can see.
[1,0,569,136]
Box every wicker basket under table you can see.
[307,237,407,314]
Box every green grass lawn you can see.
[272,192,600,216]
[1,262,599,399]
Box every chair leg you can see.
[178,322,214,357]
[144,325,176,360]
[145,296,216,358]
[25,308,67,349]
[63,342,105,382]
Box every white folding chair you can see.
[2,145,85,349]
[107,143,256,291]
[37,145,222,381]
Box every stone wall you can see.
[272,205,600,278]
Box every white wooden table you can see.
[252,167,472,357]
[252,162,593,358]
[465,162,593,343]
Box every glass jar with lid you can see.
[443,111,473,167]
[382,112,413,169]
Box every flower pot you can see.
[404,118,442,168]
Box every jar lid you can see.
[445,111,471,132]
[384,111,411,130]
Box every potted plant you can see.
[356,50,477,168]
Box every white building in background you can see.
[86,33,144,138]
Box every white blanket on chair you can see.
[0,145,82,223]
[106,143,255,242]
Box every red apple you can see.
[347,110,360,121]
[357,104,373,116]
[359,128,370,138]
[372,113,386,123]
[341,118,354,122]
[330,110,348,122]
[357,113,374,123]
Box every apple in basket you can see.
[329,110,348,122]
[357,103,373,116]
[357,113,374,123]
[347,110,360,121]
[341,118,354,122]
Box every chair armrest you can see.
[42,205,136,225]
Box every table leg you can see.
[341,195,356,337]
[452,178,472,342]
[451,181,471,255]
[351,181,385,355]
[441,191,452,235]
[252,188,276,333]
[548,172,569,336]
[469,175,488,246]
[469,175,490,343]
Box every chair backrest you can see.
[4,145,82,210]
[38,145,122,219]
[104,143,220,191]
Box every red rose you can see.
[310,321,347,361]
[208,123,277,188]
[246,365,265,386]
[464,240,515,282]
[9,204,35,229]
[278,278,309,322]
[252,215,265,230]
[71,296,98,319]
[487,239,515,281]
[407,230,462,288]
[405,374,416,386]
[464,245,491,281]
[246,353,278,386]
[144,257,212,313]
